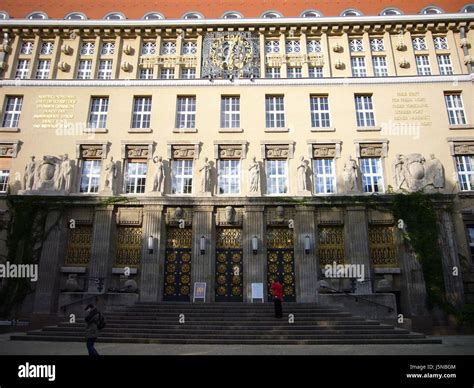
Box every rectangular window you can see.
[20,41,34,55]
[172,159,193,194]
[287,67,302,78]
[313,159,336,194]
[361,158,384,193]
[308,66,323,78]
[101,42,115,56]
[412,37,427,51]
[416,55,431,75]
[466,225,474,263]
[355,95,375,127]
[444,93,466,125]
[176,96,196,129]
[182,41,197,55]
[307,39,321,53]
[181,68,196,79]
[161,41,176,55]
[132,97,152,128]
[265,40,280,54]
[35,59,50,79]
[456,155,474,191]
[266,160,288,195]
[77,59,92,79]
[437,54,453,75]
[433,36,448,50]
[349,39,364,52]
[88,97,109,129]
[370,38,385,52]
[140,68,154,80]
[160,67,175,79]
[40,41,54,55]
[0,170,10,193]
[15,59,30,79]
[265,67,281,78]
[220,96,240,128]
[141,41,156,55]
[265,95,285,128]
[80,42,95,55]
[2,96,23,128]
[351,57,367,77]
[98,60,113,80]
[372,56,388,77]
[125,161,147,194]
[80,160,101,193]
[310,95,330,128]
[218,159,240,194]
[286,40,301,54]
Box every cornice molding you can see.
[2,74,472,87]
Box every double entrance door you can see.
[215,228,243,302]
[267,227,296,302]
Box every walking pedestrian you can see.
[85,304,103,356]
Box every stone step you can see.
[10,335,443,345]
[103,312,353,318]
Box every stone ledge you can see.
[0,127,20,133]
[310,126,335,132]
[449,124,474,130]
[60,266,87,273]
[356,126,382,132]
[218,127,244,133]
[128,128,153,133]
[84,128,108,134]
[264,127,290,133]
[173,128,198,133]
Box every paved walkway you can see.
[1,333,474,355]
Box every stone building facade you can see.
[0,1,473,328]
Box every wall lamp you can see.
[252,236,258,255]
[148,235,154,254]
[200,235,206,255]
[304,235,311,254]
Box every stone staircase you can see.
[11,303,442,344]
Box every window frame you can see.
[171,159,193,194]
[176,96,197,129]
[361,157,384,193]
[218,159,241,195]
[125,160,148,194]
[265,95,286,128]
[313,158,336,194]
[310,95,331,128]
[266,159,288,195]
[354,95,376,127]
[220,96,241,129]
[79,159,102,193]
[88,97,109,129]
[2,96,23,128]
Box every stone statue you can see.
[24,156,36,190]
[54,155,66,191]
[392,154,406,190]
[343,155,359,192]
[36,155,61,191]
[426,154,444,189]
[152,155,165,193]
[104,156,117,191]
[248,157,260,192]
[199,157,211,192]
[297,156,309,191]
[61,154,73,193]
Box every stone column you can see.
[33,210,67,315]
[436,207,465,308]
[87,205,115,292]
[294,206,318,302]
[243,206,266,302]
[139,205,164,302]
[398,232,430,322]
[344,206,373,294]
[191,206,214,302]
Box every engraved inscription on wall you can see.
[33,95,77,129]
[392,92,431,127]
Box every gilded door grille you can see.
[215,228,243,302]
[318,226,345,266]
[115,226,142,267]
[164,227,192,301]
[65,226,92,266]
[267,228,295,302]
[369,225,398,267]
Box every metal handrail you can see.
[319,284,394,313]
[60,294,103,315]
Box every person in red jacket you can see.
[270,279,283,318]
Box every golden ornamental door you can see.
[266,228,296,302]
[163,227,192,301]
[215,228,243,302]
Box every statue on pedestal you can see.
[343,155,359,192]
[199,157,211,193]
[248,157,260,193]
[297,156,309,192]
[152,155,165,193]
[104,156,117,192]
[24,156,36,190]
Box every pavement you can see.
[1,333,474,355]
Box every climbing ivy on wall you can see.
[0,197,63,318]
[392,192,452,312]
